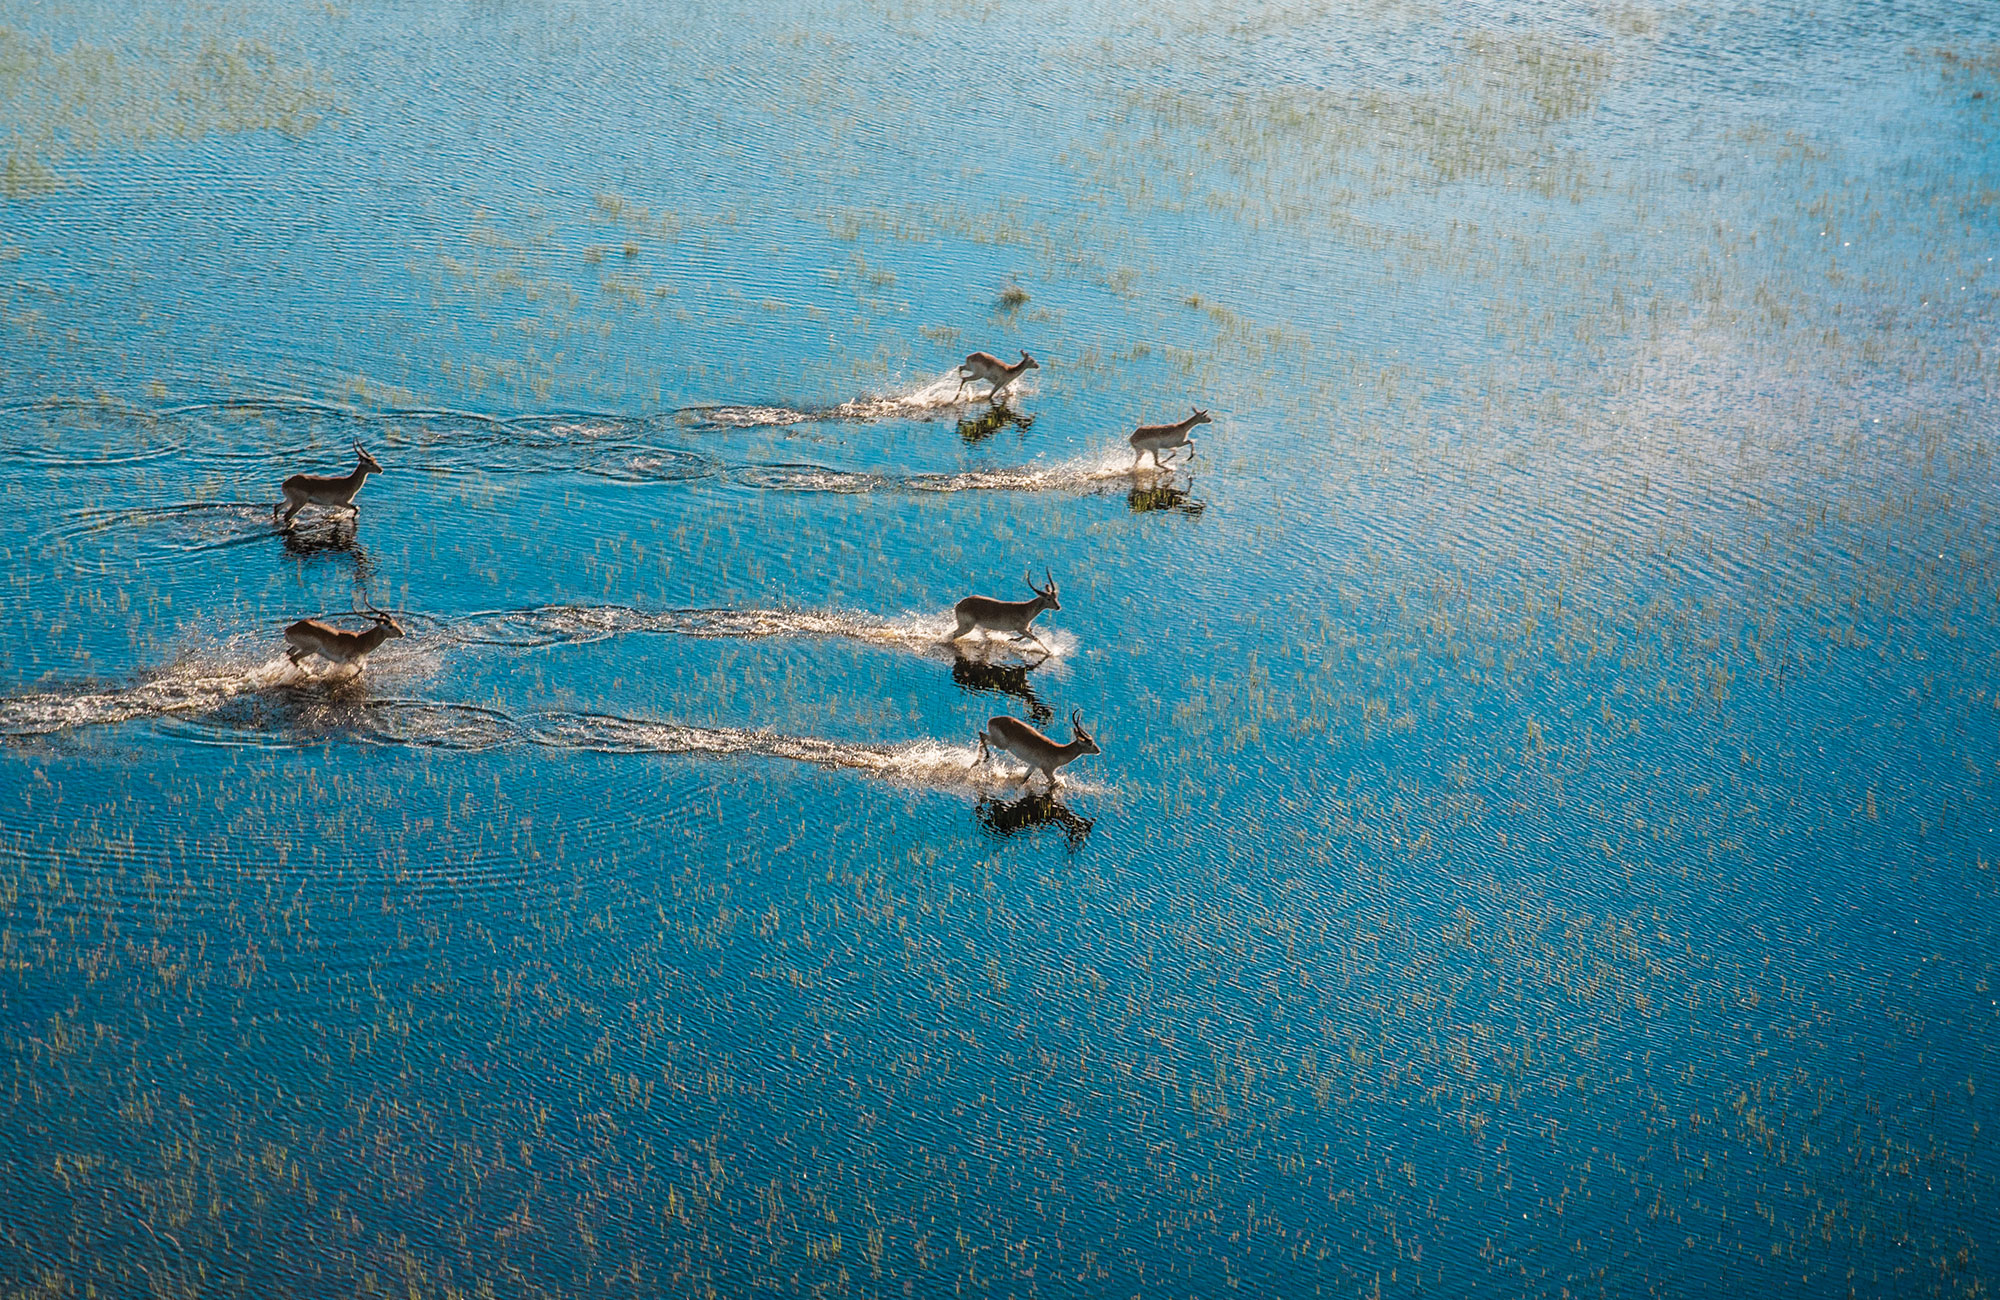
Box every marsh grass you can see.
[0,22,341,196]
[1,0,1997,1295]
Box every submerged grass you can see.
[0,21,341,196]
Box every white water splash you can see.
[442,604,1072,661]
[0,634,442,737]
[698,370,1039,429]
[526,712,1099,793]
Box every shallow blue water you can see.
[2,1,1998,1295]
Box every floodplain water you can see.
[1,1,1997,1295]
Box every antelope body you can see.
[978,709,1101,788]
[277,442,382,529]
[283,611,404,672]
[952,570,1060,649]
[955,350,1038,403]
[1130,408,1210,469]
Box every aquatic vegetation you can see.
[0,0,1996,1295]
[0,21,341,196]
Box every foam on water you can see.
[441,603,1074,661]
[729,447,1147,496]
[5,677,1102,792]
[526,710,1100,793]
[696,370,1035,429]
[0,633,444,738]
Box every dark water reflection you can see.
[1,0,1998,1296]
[974,789,1097,852]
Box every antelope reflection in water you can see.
[280,517,377,579]
[975,790,1095,852]
[1127,474,1205,517]
[949,646,1054,722]
[955,405,1034,446]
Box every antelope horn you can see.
[1044,567,1054,592]
[1070,708,1082,730]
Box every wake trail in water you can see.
[0,659,304,737]
[1,679,1092,793]
[12,393,1170,504]
[730,448,1142,496]
[440,603,1074,661]
[523,710,1081,792]
[0,636,443,739]
[38,502,276,558]
[696,370,1032,428]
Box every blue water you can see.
[2,1,1997,1294]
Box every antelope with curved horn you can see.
[1129,408,1210,469]
[283,598,404,674]
[954,350,1039,403]
[276,441,382,530]
[952,569,1060,649]
[977,708,1101,789]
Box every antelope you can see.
[276,441,382,530]
[1130,408,1210,469]
[954,350,1038,403]
[977,708,1101,789]
[283,604,404,674]
[952,569,1060,649]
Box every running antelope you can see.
[1130,408,1210,469]
[977,709,1101,789]
[276,441,382,530]
[954,350,1039,403]
[952,569,1060,649]
[283,605,404,673]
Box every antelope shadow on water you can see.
[975,791,1096,852]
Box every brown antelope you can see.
[954,350,1038,403]
[276,441,382,529]
[284,604,404,673]
[1130,408,1211,469]
[952,569,1060,649]
[977,709,1101,789]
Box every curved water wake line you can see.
[34,501,281,569]
[0,398,192,466]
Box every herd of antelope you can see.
[267,349,1208,793]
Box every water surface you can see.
[2,1,1997,1295]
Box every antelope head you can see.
[1019,351,1039,372]
[1068,709,1100,755]
[362,598,405,641]
[1027,567,1060,610]
[1189,408,1212,427]
[355,441,383,475]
